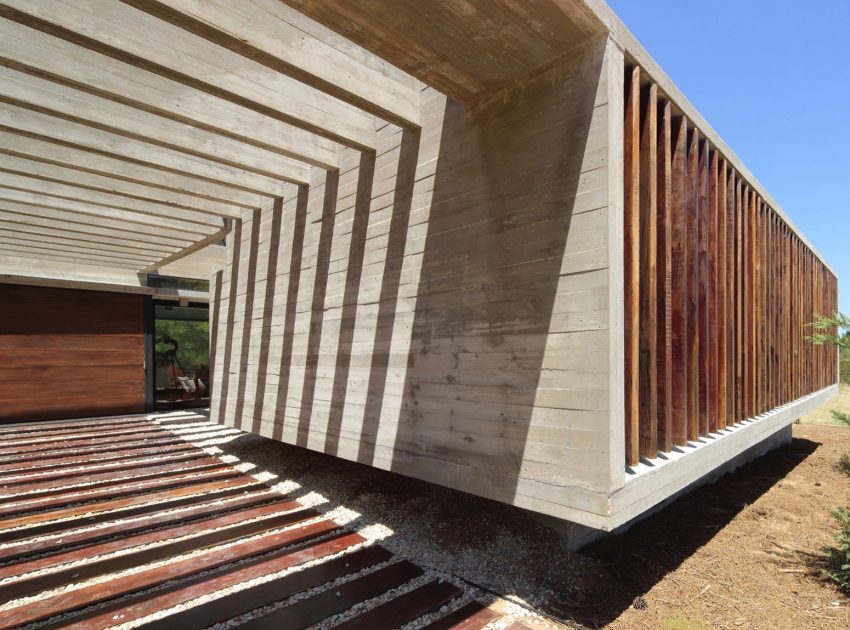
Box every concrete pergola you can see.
[0,1,838,541]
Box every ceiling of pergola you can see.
[0,0,602,276]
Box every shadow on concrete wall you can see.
[388,44,604,501]
[270,186,309,442]
[324,153,376,456]
[214,40,606,504]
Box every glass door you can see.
[153,301,210,409]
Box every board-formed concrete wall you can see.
[210,36,624,525]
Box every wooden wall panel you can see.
[0,284,145,422]
[622,64,838,464]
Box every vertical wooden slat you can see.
[638,82,658,458]
[697,139,710,435]
[657,99,673,452]
[741,185,750,419]
[747,187,758,418]
[769,213,775,409]
[735,177,744,422]
[670,115,689,446]
[717,158,728,430]
[622,63,834,463]
[686,128,700,441]
[725,168,736,426]
[758,202,764,414]
[708,149,719,433]
[623,66,641,466]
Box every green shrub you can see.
[838,453,850,477]
[831,409,850,427]
[823,507,850,594]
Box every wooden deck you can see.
[0,414,526,629]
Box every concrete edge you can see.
[607,384,839,530]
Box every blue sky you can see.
[607,0,850,314]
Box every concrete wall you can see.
[210,36,623,525]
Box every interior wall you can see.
[0,284,146,423]
[210,36,619,522]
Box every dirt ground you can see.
[585,421,850,630]
[209,388,850,630]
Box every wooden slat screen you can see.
[623,65,838,466]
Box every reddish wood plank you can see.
[422,602,500,630]
[0,456,223,498]
[735,177,745,422]
[0,435,190,466]
[747,189,757,418]
[0,429,175,457]
[0,450,208,487]
[0,475,260,536]
[0,466,239,518]
[707,148,719,433]
[236,560,423,630]
[0,489,280,564]
[0,502,313,602]
[0,416,147,437]
[0,421,153,445]
[669,115,689,446]
[725,168,736,426]
[0,442,202,476]
[656,99,673,452]
[623,65,641,465]
[686,128,700,440]
[0,520,344,629]
[638,82,658,458]
[696,138,710,436]
[335,579,463,630]
[717,158,728,430]
[109,543,391,630]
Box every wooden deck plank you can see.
[0,420,153,444]
[0,416,148,436]
[0,503,313,602]
[421,601,501,630]
[0,519,343,629]
[119,542,388,630]
[0,455,223,498]
[0,449,208,487]
[235,561,424,630]
[0,435,192,465]
[0,466,240,518]
[335,579,463,629]
[0,476,260,537]
[0,428,175,456]
[0,442,203,475]
[0,488,280,564]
